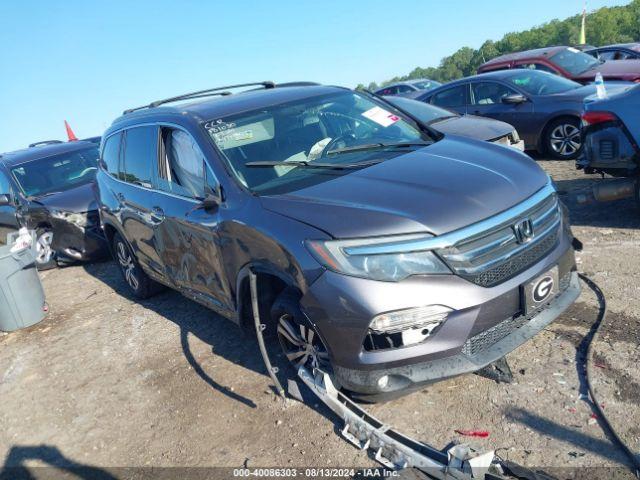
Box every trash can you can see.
[0,231,47,332]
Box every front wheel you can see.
[35,228,56,271]
[545,118,582,160]
[271,290,332,373]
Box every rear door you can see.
[118,125,166,277]
[469,80,534,142]
[0,168,19,245]
[151,126,233,314]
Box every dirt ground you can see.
[1,157,639,478]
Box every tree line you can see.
[357,0,640,91]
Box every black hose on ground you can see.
[578,273,640,478]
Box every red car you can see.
[478,46,640,83]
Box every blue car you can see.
[414,70,629,160]
[578,83,640,178]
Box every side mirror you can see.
[502,94,527,105]
[0,194,11,207]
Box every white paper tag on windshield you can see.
[362,107,400,127]
[567,47,580,53]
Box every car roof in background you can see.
[596,42,640,52]
[0,140,98,168]
[419,69,539,95]
[482,46,569,65]
[110,84,347,129]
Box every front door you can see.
[0,169,19,246]
[470,81,535,144]
[152,127,233,315]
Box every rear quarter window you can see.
[102,132,122,177]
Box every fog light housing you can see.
[370,305,451,334]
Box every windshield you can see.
[550,48,601,76]
[384,96,457,124]
[11,146,99,197]
[205,91,432,194]
[506,70,581,95]
[412,80,442,91]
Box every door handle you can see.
[150,206,165,224]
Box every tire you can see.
[544,117,582,160]
[35,228,57,271]
[270,289,333,374]
[112,232,162,299]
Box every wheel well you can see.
[35,222,52,232]
[539,115,580,152]
[102,223,117,246]
[238,272,292,332]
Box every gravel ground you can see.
[0,158,638,478]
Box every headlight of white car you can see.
[305,233,451,282]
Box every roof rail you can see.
[123,81,276,115]
[28,140,64,148]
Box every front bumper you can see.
[50,219,109,263]
[333,271,579,396]
[301,231,578,396]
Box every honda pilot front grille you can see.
[437,192,561,287]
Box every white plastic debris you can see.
[10,228,33,253]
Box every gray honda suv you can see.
[96,82,580,400]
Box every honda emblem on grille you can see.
[513,218,534,244]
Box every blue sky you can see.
[0,0,628,151]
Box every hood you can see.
[260,137,549,238]
[431,115,513,141]
[575,60,640,81]
[31,182,98,213]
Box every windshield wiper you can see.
[326,141,431,156]
[246,159,384,169]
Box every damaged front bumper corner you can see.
[334,271,581,397]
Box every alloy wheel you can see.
[549,123,581,157]
[277,314,330,370]
[116,240,139,291]
[36,232,54,265]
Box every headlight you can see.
[51,210,94,228]
[305,233,451,282]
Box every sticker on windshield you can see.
[361,106,400,127]
[567,47,580,53]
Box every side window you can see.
[121,126,157,188]
[471,82,517,105]
[157,128,206,199]
[396,85,413,94]
[101,132,122,177]
[0,170,11,195]
[517,63,557,74]
[430,85,467,108]
[598,51,616,61]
